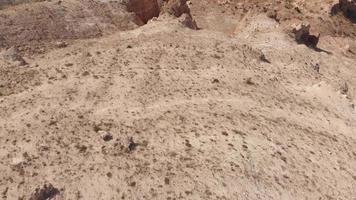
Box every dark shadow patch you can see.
[30,184,60,200]
[331,3,356,23]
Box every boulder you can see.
[292,23,320,48]
[126,0,160,23]
[339,0,356,19]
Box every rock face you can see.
[340,0,356,19]
[161,0,198,29]
[126,0,160,23]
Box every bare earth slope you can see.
[0,1,356,200]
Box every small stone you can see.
[164,177,170,185]
[128,137,139,152]
[82,71,90,76]
[99,131,113,142]
[185,139,192,148]
[55,41,68,48]
[212,79,220,83]
[245,77,255,85]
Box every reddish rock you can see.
[127,0,160,23]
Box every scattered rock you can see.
[312,63,320,73]
[267,9,279,22]
[29,184,60,200]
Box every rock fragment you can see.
[99,131,113,142]
[29,184,60,200]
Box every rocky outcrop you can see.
[126,0,160,23]
[160,0,198,29]
[126,0,197,29]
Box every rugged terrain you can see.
[0,0,356,199]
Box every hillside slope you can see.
[0,0,356,199]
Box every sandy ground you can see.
[0,0,356,199]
